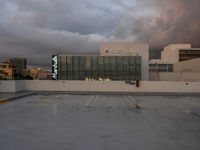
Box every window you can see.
[86,56,91,72]
[79,57,85,72]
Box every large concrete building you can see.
[150,44,200,65]
[100,43,149,80]
[149,44,200,81]
[52,43,149,81]
[161,44,200,64]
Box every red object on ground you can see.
[136,80,140,87]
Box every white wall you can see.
[15,80,26,92]
[0,80,16,92]
[1,80,200,93]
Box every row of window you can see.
[59,71,141,80]
[149,64,173,72]
[179,50,200,54]
[57,56,141,80]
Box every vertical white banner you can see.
[52,55,58,80]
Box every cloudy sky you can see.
[0,0,200,68]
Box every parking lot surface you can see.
[0,94,200,150]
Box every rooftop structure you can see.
[53,43,149,81]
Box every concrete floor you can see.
[0,94,200,150]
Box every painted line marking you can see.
[125,97,135,108]
[126,96,142,109]
[85,95,95,107]
[85,95,99,107]
[92,95,99,106]
[56,95,63,99]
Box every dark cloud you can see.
[0,23,104,67]
[0,0,200,67]
[113,0,200,57]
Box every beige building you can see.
[160,44,200,64]
[22,69,31,77]
[38,70,51,80]
[0,63,13,79]
[150,58,200,81]
[149,44,200,82]
[30,67,42,79]
[150,72,200,82]
[173,58,200,73]
[100,42,149,80]
[149,59,164,64]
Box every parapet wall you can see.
[0,80,16,92]
[0,80,200,93]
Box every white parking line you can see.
[126,96,142,109]
[85,95,99,107]
[92,95,99,106]
[85,95,95,106]
[125,97,134,108]
[56,95,63,99]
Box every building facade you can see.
[173,58,200,72]
[52,43,149,81]
[8,58,27,75]
[30,67,42,79]
[55,55,141,81]
[179,48,200,62]
[149,44,200,81]
[100,43,149,80]
[149,64,173,72]
[0,63,13,79]
[160,44,200,64]
[38,70,52,80]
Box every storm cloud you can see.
[0,0,200,67]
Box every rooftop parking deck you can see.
[0,94,200,150]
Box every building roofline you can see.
[55,54,141,57]
[179,48,200,50]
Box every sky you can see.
[0,0,200,68]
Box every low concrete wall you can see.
[0,80,199,93]
[0,80,16,92]
[15,80,26,92]
[22,80,137,92]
